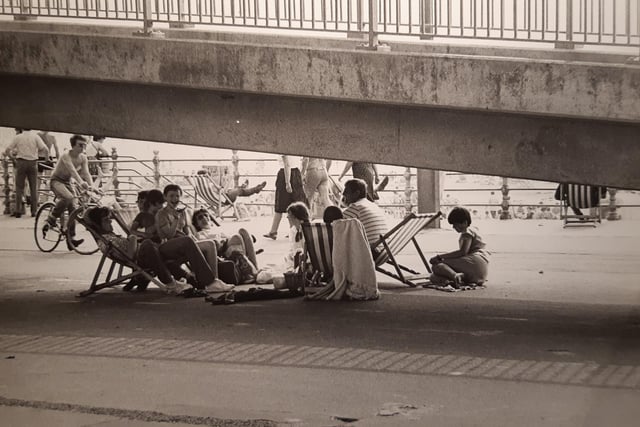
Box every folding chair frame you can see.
[558,184,605,228]
[372,212,442,287]
[300,222,334,293]
[187,173,241,222]
[76,209,166,297]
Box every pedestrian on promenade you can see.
[36,130,59,173]
[428,206,490,289]
[86,135,110,186]
[263,155,308,240]
[44,134,93,250]
[301,157,333,216]
[3,128,49,217]
[338,161,389,202]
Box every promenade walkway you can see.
[0,213,638,306]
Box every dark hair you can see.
[143,189,164,210]
[70,134,87,147]
[86,206,111,234]
[191,208,210,231]
[287,202,310,223]
[163,184,182,196]
[447,207,472,226]
[14,128,23,133]
[93,135,105,141]
[137,190,150,202]
[323,206,343,224]
[344,178,367,201]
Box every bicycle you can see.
[34,181,106,255]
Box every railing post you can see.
[152,150,161,189]
[231,150,240,188]
[2,155,11,215]
[499,177,512,219]
[169,0,195,28]
[404,167,413,216]
[111,147,120,199]
[631,1,640,63]
[420,0,434,40]
[556,0,575,49]
[14,0,37,21]
[356,0,389,51]
[134,0,165,38]
[416,168,441,228]
[606,188,622,220]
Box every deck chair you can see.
[76,208,166,297]
[371,212,443,287]
[301,222,334,294]
[187,173,241,221]
[555,183,606,227]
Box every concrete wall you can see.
[0,29,638,122]
[2,75,638,189]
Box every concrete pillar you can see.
[416,168,440,228]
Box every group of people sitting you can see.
[87,184,259,296]
[85,174,490,298]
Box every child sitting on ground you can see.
[428,206,490,289]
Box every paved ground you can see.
[0,214,639,426]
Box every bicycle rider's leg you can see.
[48,180,75,226]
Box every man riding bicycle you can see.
[44,134,94,250]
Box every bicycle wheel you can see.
[67,207,99,255]
[34,202,62,252]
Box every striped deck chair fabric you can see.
[557,183,606,227]
[372,212,442,287]
[301,222,334,290]
[188,174,237,220]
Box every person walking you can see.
[4,129,49,218]
[301,157,333,217]
[338,161,389,202]
[263,155,308,240]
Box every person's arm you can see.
[325,159,332,171]
[36,135,49,159]
[338,162,353,180]
[4,138,17,157]
[78,154,94,187]
[300,157,308,179]
[130,215,153,240]
[52,138,60,159]
[96,142,110,158]
[156,209,185,240]
[60,153,85,183]
[282,155,292,193]
[430,234,472,264]
[126,235,139,260]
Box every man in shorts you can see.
[45,135,94,250]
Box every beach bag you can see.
[218,259,239,285]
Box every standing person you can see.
[428,206,490,289]
[3,128,49,218]
[36,130,59,173]
[301,157,333,217]
[338,161,389,202]
[263,155,308,240]
[44,135,93,249]
[85,135,110,184]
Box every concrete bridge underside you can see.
[0,26,639,189]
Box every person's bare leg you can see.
[195,240,220,279]
[264,212,282,239]
[238,228,258,267]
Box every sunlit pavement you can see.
[0,214,639,426]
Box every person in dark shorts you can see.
[263,155,308,240]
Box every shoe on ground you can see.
[165,278,191,295]
[13,213,22,218]
[206,279,235,293]
[263,232,277,240]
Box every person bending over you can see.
[428,206,490,289]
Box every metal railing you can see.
[2,0,638,51]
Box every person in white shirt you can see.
[4,129,49,217]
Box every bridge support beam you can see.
[1,74,639,189]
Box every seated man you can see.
[341,178,389,249]
[87,206,192,295]
[156,184,234,292]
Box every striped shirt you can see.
[343,198,388,245]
